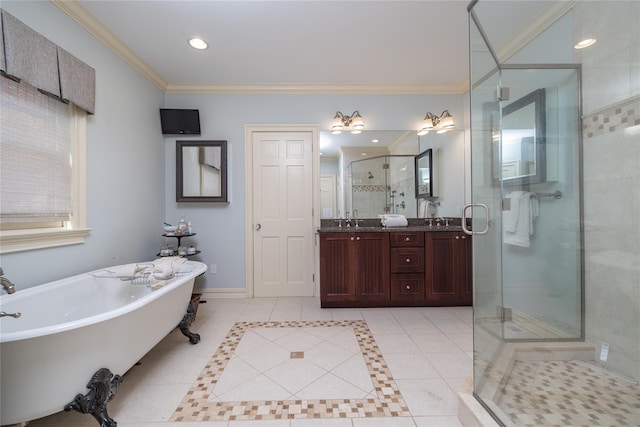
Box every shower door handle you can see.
[462,203,489,235]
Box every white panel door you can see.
[320,174,337,219]
[252,131,314,297]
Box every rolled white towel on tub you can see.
[152,256,187,279]
[110,263,149,278]
[381,214,408,227]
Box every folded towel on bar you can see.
[381,214,408,228]
[502,191,524,233]
[503,191,539,248]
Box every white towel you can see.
[110,263,149,278]
[503,192,539,247]
[151,256,187,279]
[381,214,408,228]
[502,191,524,233]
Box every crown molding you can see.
[496,0,578,63]
[50,0,168,91]
[165,81,470,95]
[52,0,469,96]
[50,1,575,97]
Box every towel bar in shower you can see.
[533,190,562,199]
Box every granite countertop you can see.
[317,218,467,233]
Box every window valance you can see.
[0,9,95,114]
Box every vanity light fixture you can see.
[188,37,208,50]
[574,38,596,49]
[417,110,455,135]
[331,111,365,134]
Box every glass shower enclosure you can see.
[344,155,417,218]
[467,1,589,424]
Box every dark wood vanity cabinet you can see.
[390,232,426,304]
[319,229,471,307]
[319,232,389,307]
[425,232,472,306]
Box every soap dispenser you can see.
[178,216,187,234]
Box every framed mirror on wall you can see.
[493,88,546,187]
[176,140,227,202]
[415,148,438,198]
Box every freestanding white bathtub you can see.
[0,259,207,426]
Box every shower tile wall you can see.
[577,0,640,382]
[352,156,387,218]
[390,156,416,217]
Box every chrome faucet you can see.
[1,267,16,294]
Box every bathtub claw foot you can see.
[178,301,200,344]
[64,367,123,427]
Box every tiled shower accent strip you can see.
[583,95,640,139]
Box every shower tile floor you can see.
[25,297,472,427]
[498,360,640,427]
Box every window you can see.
[0,76,90,253]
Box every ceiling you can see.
[70,0,471,92]
[59,0,558,156]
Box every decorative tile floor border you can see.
[171,320,410,422]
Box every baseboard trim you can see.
[196,288,248,299]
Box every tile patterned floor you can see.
[25,297,470,427]
[498,360,640,427]
[16,297,638,427]
[171,320,410,421]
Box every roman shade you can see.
[58,47,95,114]
[0,9,95,114]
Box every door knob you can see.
[255,223,262,231]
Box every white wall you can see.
[0,1,166,289]
[418,130,467,217]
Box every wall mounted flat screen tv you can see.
[160,109,201,135]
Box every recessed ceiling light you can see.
[188,37,208,50]
[574,38,596,49]
[372,139,379,143]
[361,152,367,156]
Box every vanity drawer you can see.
[389,231,424,247]
[391,274,425,302]
[390,247,425,273]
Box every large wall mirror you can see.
[176,140,227,202]
[320,130,419,218]
[494,88,546,186]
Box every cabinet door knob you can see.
[405,237,410,241]
[356,236,360,241]
[350,236,355,241]
[455,236,460,239]
[406,285,411,290]
[406,258,411,263]
[461,235,466,239]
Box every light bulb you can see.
[574,38,596,49]
[188,37,208,50]
[350,114,364,131]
